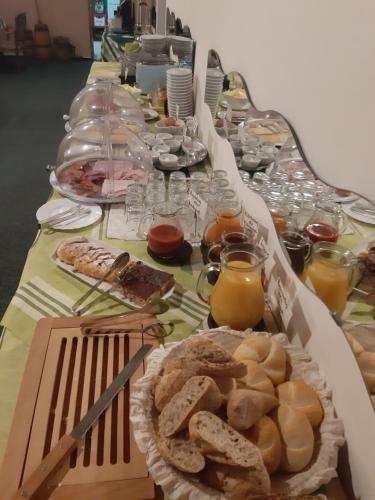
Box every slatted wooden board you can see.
[0,314,159,500]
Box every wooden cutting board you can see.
[0,313,160,500]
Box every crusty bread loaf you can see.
[201,462,271,499]
[162,356,202,375]
[248,496,322,499]
[273,404,314,473]
[237,360,275,395]
[244,416,282,474]
[158,376,222,436]
[157,435,205,473]
[357,351,375,393]
[154,368,197,412]
[276,379,323,428]
[233,336,287,385]
[181,337,247,378]
[189,411,266,468]
[227,389,278,431]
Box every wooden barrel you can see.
[34,23,50,46]
[34,45,52,59]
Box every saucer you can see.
[147,240,193,266]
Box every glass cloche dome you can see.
[238,109,290,148]
[51,116,152,203]
[65,80,146,134]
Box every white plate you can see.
[36,199,102,230]
[52,238,175,309]
[143,108,159,121]
[342,201,375,225]
[332,191,360,203]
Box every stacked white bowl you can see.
[166,67,193,119]
[169,35,194,59]
[141,35,168,55]
[204,68,224,117]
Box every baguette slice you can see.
[158,376,222,436]
[189,411,265,468]
[202,462,271,499]
[154,368,197,412]
[182,337,247,378]
[157,435,205,473]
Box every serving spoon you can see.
[71,252,130,315]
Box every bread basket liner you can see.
[130,328,345,499]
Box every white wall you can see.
[1,0,92,58]
[167,0,375,203]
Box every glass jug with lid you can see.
[304,201,347,243]
[139,202,184,258]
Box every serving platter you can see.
[342,201,375,225]
[52,238,175,309]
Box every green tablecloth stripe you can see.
[27,281,72,314]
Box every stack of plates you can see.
[141,35,168,55]
[167,67,193,119]
[169,35,194,59]
[204,68,224,117]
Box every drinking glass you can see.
[148,170,165,184]
[213,178,230,191]
[212,169,228,180]
[125,192,144,222]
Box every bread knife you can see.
[12,343,152,500]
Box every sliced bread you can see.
[157,435,205,473]
[189,410,265,468]
[154,368,196,412]
[158,376,222,436]
[202,462,271,499]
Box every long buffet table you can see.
[0,64,374,499]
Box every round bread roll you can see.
[233,336,271,363]
[357,351,375,393]
[345,332,365,357]
[233,337,287,385]
[244,415,282,474]
[227,389,278,431]
[273,404,314,473]
[276,379,323,428]
[237,360,275,395]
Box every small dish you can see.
[147,137,165,147]
[155,118,185,135]
[241,153,261,171]
[36,199,102,230]
[159,153,178,168]
[156,133,173,141]
[174,135,191,144]
[152,144,170,155]
[164,139,181,153]
[151,150,160,163]
[143,108,159,121]
[139,132,155,142]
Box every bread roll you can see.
[189,410,267,470]
[273,404,314,472]
[233,337,287,385]
[227,388,278,431]
[237,360,275,395]
[276,379,323,428]
[202,462,271,498]
[157,436,205,473]
[158,376,222,436]
[357,351,375,393]
[182,337,247,378]
[345,332,364,357]
[244,416,282,474]
[154,368,196,412]
[211,376,236,401]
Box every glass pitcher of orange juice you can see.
[201,200,243,263]
[306,242,358,315]
[197,248,266,330]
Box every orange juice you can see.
[205,211,242,243]
[306,260,348,314]
[210,260,265,330]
